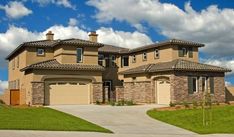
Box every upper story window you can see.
[179,47,193,58]
[37,48,45,56]
[12,59,15,70]
[98,54,104,66]
[142,52,147,61]
[105,55,110,67]
[121,56,129,67]
[111,55,116,67]
[17,56,19,68]
[178,47,187,57]
[132,55,136,63]
[188,47,193,58]
[154,49,159,59]
[77,48,83,63]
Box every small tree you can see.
[202,89,212,126]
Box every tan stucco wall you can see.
[0,89,10,105]
[26,47,54,65]
[54,45,99,64]
[8,50,27,105]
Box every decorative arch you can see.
[152,76,170,82]
[41,75,97,82]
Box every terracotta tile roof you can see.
[98,44,129,54]
[129,39,205,53]
[119,59,231,75]
[59,38,104,47]
[23,40,59,47]
[6,38,104,59]
[21,59,105,71]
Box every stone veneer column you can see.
[104,86,109,103]
[31,82,44,105]
[214,76,225,102]
[92,82,103,103]
[115,86,124,102]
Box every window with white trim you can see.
[154,49,159,59]
[98,54,104,66]
[182,48,187,57]
[12,59,15,70]
[121,56,129,67]
[111,55,116,67]
[202,77,208,92]
[77,48,83,63]
[17,56,19,68]
[142,52,147,61]
[132,55,136,63]
[37,48,45,56]
[192,77,198,93]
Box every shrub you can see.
[116,101,122,106]
[125,100,134,106]
[169,101,176,107]
[108,101,115,106]
[192,101,198,109]
[225,101,230,105]
[0,99,5,104]
[120,100,125,106]
[96,100,101,105]
[183,101,190,108]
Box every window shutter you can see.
[210,77,214,94]
[178,47,183,57]
[188,76,193,94]
[188,47,193,58]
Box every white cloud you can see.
[225,81,232,86]
[0,25,152,68]
[0,1,32,19]
[202,58,234,75]
[32,0,76,9]
[87,0,234,57]
[0,80,8,94]
[97,27,152,49]
[68,18,78,26]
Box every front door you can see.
[10,89,20,105]
[103,81,112,102]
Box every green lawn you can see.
[147,105,234,134]
[0,105,111,133]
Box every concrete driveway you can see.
[50,104,195,136]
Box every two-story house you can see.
[4,31,230,105]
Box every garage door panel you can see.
[49,83,90,105]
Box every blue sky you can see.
[0,0,234,91]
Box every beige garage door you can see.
[49,83,90,105]
[156,80,171,104]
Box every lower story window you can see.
[192,77,197,92]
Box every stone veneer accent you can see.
[31,82,44,105]
[115,86,124,101]
[123,81,153,103]
[171,72,225,103]
[92,82,103,103]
